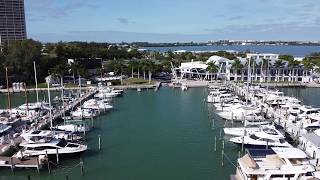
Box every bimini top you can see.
[271,147,307,159]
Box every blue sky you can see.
[26,0,320,42]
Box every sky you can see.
[25,0,320,42]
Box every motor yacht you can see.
[16,138,87,157]
[55,124,90,133]
[224,124,277,137]
[229,127,291,148]
[82,99,113,111]
[233,147,315,180]
[71,108,98,119]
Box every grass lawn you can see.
[27,83,80,89]
[122,78,156,85]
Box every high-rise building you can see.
[0,0,27,44]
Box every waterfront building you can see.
[247,53,279,61]
[0,0,27,44]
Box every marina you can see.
[0,84,320,179]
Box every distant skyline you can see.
[26,0,320,42]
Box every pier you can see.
[0,156,44,170]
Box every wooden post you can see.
[221,140,225,167]
[27,175,31,180]
[91,117,94,128]
[98,134,101,151]
[238,151,241,159]
[214,136,217,152]
[36,156,40,174]
[56,147,59,164]
[10,157,14,172]
[219,128,222,139]
[231,112,234,127]
[266,140,269,149]
[46,151,51,175]
[241,136,244,153]
[80,158,84,176]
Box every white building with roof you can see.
[247,53,279,61]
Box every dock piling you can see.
[80,158,84,176]
[36,156,40,174]
[98,134,101,151]
[56,147,59,164]
[214,136,217,152]
[221,140,225,167]
[46,151,51,175]
[10,157,14,172]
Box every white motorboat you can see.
[55,124,90,133]
[71,108,98,119]
[21,130,82,143]
[181,83,188,91]
[217,106,263,122]
[82,99,113,111]
[233,147,315,180]
[224,124,277,137]
[207,92,234,103]
[229,127,291,148]
[16,139,87,157]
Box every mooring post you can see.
[27,175,31,180]
[231,112,234,127]
[10,157,14,172]
[36,156,40,174]
[219,128,222,139]
[91,117,94,128]
[80,158,84,176]
[238,151,241,159]
[214,136,217,152]
[241,136,244,153]
[221,140,225,167]
[56,147,59,164]
[46,151,51,175]
[65,175,69,180]
[98,134,101,151]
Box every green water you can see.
[0,88,247,180]
[1,87,320,180]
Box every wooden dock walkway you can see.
[0,156,44,170]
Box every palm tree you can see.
[274,60,285,68]
[206,62,218,81]
[232,59,243,74]
[140,60,148,80]
[302,58,313,77]
[232,59,243,81]
[146,61,155,84]
[127,60,137,78]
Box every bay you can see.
[144,45,320,57]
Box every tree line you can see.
[1,39,320,86]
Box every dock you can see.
[110,82,161,90]
[0,156,44,170]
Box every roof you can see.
[180,61,208,69]
[271,147,307,159]
[207,55,233,65]
[302,133,320,148]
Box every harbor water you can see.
[0,87,319,179]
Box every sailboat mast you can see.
[5,67,11,111]
[33,61,39,102]
[46,77,53,129]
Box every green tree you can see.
[206,62,218,81]
[232,59,243,74]
[274,60,285,68]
